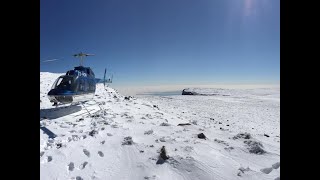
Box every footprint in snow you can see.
[83,149,90,157]
[260,167,273,174]
[68,162,74,171]
[98,151,104,157]
[40,151,44,158]
[80,162,88,170]
[47,156,52,162]
[272,162,280,169]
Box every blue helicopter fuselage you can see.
[47,66,96,104]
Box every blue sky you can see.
[40,0,280,88]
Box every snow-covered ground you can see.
[40,72,280,180]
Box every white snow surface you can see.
[40,72,280,180]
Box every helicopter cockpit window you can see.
[52,76,73,90]
[66,70,75,76]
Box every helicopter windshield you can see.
[51,76,74,90]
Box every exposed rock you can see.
[233,132,252,140]
[89,130,98,136]
[160,122,170,126]
[122,136,133,145]
[197,133,206,139]
[177,123,191,126]
[244,140,266,154]
[76,118,84,122]
[56,143,62,149]
[182,89,195,95]
[144,130,154,135]
[124,96,133,100]
[156,146,169,164]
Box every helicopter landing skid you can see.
[72,100,105,118]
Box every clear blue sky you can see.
[40,0,279,87]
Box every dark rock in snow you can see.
[76,118,84,122]
[76,176,83,180]
[124,96,133,100]
[144,130,154,135]
[177,123,191,126]
[244,140,266,154]
[233,133,252,140]
[122,136,134,145]
[160,122,170,126]
[159,146,169,160]
[56,143,62,149]
[89,130,98,136]
[182,89,195,95]
[198,133,206,139]
[264,134,270,137]
[157,146,169,164]
[91,114,100,118]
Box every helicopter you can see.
[47,52,113,106]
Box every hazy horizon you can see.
[111,83,280,96]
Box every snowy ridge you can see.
[183,87,280,98]
[40,72,280,180]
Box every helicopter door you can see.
[84,79,89,91]
[89,80,95,92]
[79,79,85,92]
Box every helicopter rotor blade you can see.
[40,59,60,63]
